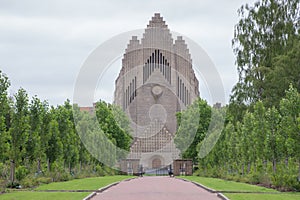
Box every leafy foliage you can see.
[174,98,211,161]
[198,85,300,191]
[197,0,300,191]
[95,101,132,152]
[0,71,129,188]
[231,0,300,106]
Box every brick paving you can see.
[92,176,221,200]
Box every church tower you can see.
[114,13,199,171]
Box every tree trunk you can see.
[69,162,71,173]
[272,159,276,173]
[80,161,82,172]
[298,159,300,182]
[37,158,41,172]
[247,162,251,174]
[242,163,244,175]
[263,160,267,171]
[10,160,15,183]
[285,157,289,166]
[47,158,50,172]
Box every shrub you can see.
[36,177,52,185]
[95,165,105,176]
[271,161,300,191]
[59,172,72,181]
[16,166,29,181]
[0,179,6,193]
[0,163,6,179]
[20,175,38,188]
[19,175,52,188]
[6,181,20,188]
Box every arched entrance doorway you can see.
[152,158,161,168]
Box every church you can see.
[114,13,199,173]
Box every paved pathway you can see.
[92,176,221,200]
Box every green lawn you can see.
[0,176,133,200]
[0,192,90,200]
[183,176,277,192]
[36,175,133,190]
[224,192,300,200]
[182,176,300,200]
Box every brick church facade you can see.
[114,13,199,172]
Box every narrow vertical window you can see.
[129,82,132,103]
[179,79,182,100]
[125,89,128,108]
[143,65,145,84]
[135,76,137,97]
[169,64,171,83]
[177,76,179,96]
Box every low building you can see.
[172,159,193,176]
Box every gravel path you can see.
[92,176,221,200]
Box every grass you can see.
[0,175,133,200]
[2,175,299,200]
[224,192,300,200]
[0,192,90,200]
[182,176,277,192]
[182,176,300,200]
[36,175,132,190]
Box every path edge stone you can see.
[83,177,136,200]
[176,177,230,200]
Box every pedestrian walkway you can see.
[92,176,221,200]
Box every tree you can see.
[74,105,117,167]
[95,101,132,152]
[9,88,30,183]
[225,122,239,173]
[265,107,281,173]
[111,104,132,136]
[55,100,79,172]
[46,119,63,166]
[264,36,300,107]
[279,85,300,178]
[0,70,11,162]
[175,98,211,161]
[26,96,44,171]
[241,111,255,173]
[252,101,267,166]
[72,105,92,169]
[231,0,299,105]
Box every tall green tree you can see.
[264,36,300,107]
[46,119,63,166]
[0,70,11,162]
[9,88,30,182]
[241,111,255,173]
[55,100,79,172]
[26,96,44,171]
[175,98,211,161]
[95,101,132,152]
[265,107,281,173]
[74,104,117,167]
[225,122,239,172]
[252,101,267,165]
[72,105,92,169]
[279,85,300,178]
[231,0,299,105]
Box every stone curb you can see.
[83,177,136,200]
[176,178,230,200]
[217,193,230,200]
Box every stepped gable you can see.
[147,13,168,28]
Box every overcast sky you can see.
[0,0,257,106]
